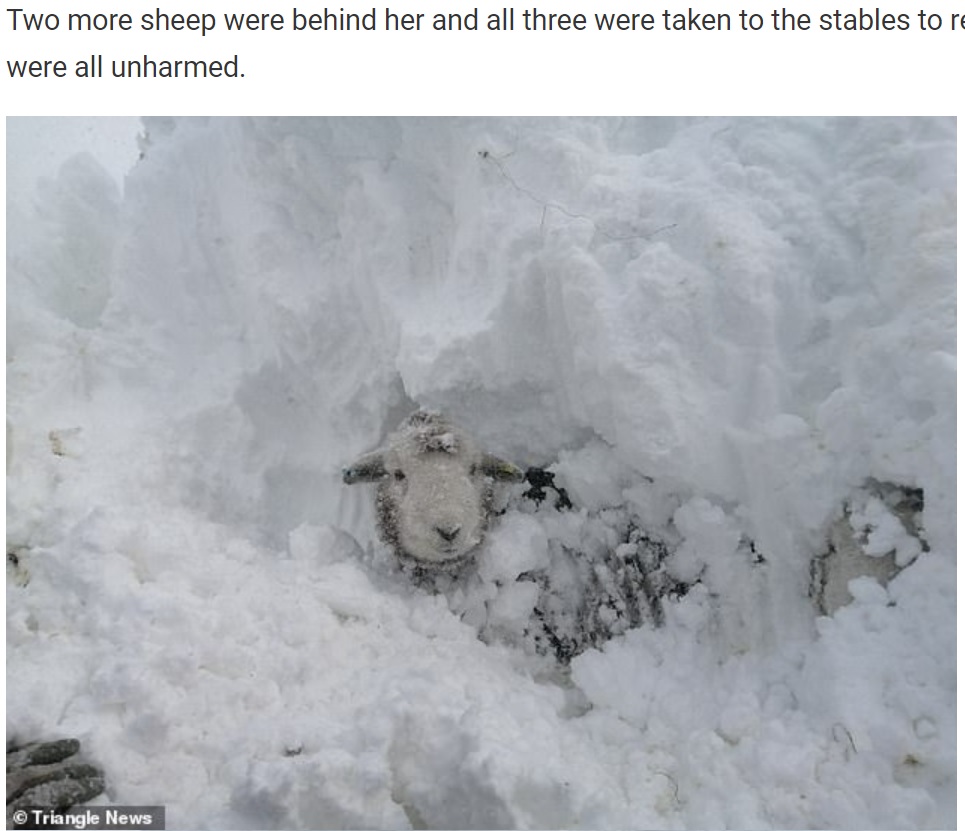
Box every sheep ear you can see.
[343,451,387,484]
[478,454,525,482]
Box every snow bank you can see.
[6,117,955,828]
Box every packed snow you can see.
[5,117,956,829]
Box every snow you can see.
[5,117,956,829]
[849,492,923,566]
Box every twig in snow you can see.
[478,149,676,243]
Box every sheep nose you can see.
[436,525,460,543]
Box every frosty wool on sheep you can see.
[343,411,524,567]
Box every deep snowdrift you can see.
[6,117,956,829]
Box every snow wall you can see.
[6,117,956,829]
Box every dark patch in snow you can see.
[810,479,927,616]
[7,738,105,825]
[521,467,573,510]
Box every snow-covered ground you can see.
[6,117,956,829]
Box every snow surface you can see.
[5,117,956,829]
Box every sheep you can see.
[343,411,524,569]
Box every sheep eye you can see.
[393,470,406,481]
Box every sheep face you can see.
[379,450,489,563]
[343,412,523,566]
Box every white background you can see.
[0,0,962,113]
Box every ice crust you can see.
[6,117,956,829]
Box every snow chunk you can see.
[847,575,890,605]
[850,496,922,567]
[478,513,551,583]
[288,523,361,566]
[667,497,742,583]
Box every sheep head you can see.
[343,411,524,566]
